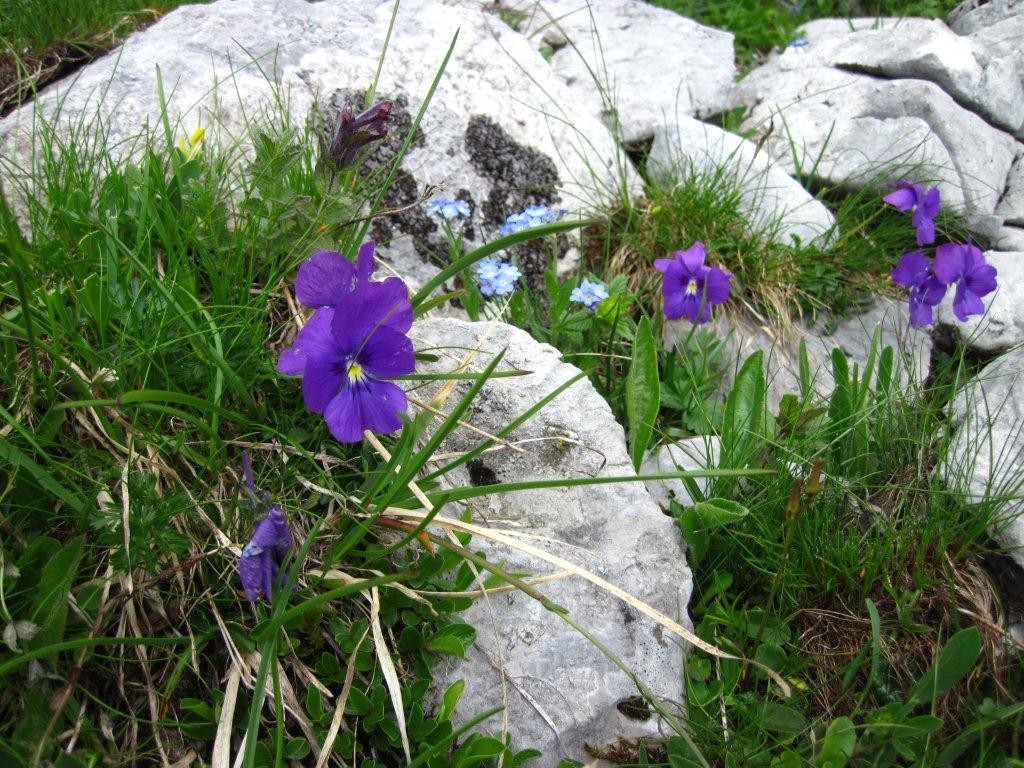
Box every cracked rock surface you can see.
[409,319,691,768]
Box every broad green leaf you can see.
[719,351,765,495]
[761,702,808,733]
[625,316,660,471]
[32,536,84,648]
[814,716,856,768]
[906,628,982,708]
[690,497,749,528]
[439,679,465,721]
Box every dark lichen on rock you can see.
[464,115,569,288]
[464,114,560,227]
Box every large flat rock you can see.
[513,0,735,142]
[728,18,1024,229]
[409,318,692,766]
[943,345,1024,569]
[0,0,633,277]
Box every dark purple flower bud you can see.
[239,504,291,602]
[328,98,394,169]
[934,241,998,322]
[891,250,947,327]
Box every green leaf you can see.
[32,536,85,648]
[761,702,808,733]
[426,635,469,659]
[460,735,506,759]
[438,679,465,721]
[906,628,982,709]
[719,351,765,494]
[814,717,856,768]
[625,316,660,471]
[689,497,749,528]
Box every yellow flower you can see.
[175,127,206,161]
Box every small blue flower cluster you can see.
[570,279,609,310]
[499,204,566,236]
[476,257,521,297]
[426,198,472,222]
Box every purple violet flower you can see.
[891,250,947,327]
[933,242,998,322]
[277,243,415,442]
[328,98,394,169]
[654,242,732,324]
[239,504,292,602]
[883,181,941,246]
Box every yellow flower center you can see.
[347,362,365,383]
[685,279,699,296]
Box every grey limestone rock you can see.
[0,0,630,279]
[795,17,906,42]
[936,251,1024,353]
[729,21,1024,224]
[997,156,1024,227]
[647,116,836,247]
[511,0,736,143]
[943,345,1024,569]
[641,438,722,510]
[948,0,1023,35]
[665,298,931,415]
[810,19,1024,136]
[408,318,692,766]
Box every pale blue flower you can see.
[476,257,521,297]
[499,204,566,236]
[427,198,472,222]
[789,38,809,48]
[570,279,609,310]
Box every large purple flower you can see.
[239,504,291,602]
[934,242,998,322]
[654,242,732,324]
[277,262,415,443]
[891,250,947,327]
[883,181,940,246]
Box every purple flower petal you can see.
[883,184,919,211]
[358,325,416,378]
[952,282,986,322]
[704,267,732,304]
[913,215,936,246]
[663,290,686,320]
[891,251,929,287]
[356,240,376,284]
[295,251,359,308]
[908,297,935,327]
[679,293,701,324]
[324,378,408,443]
[301,351,344,414]
[933,243,966,284]
[920,277,947,306]
[267,505,291,558]
[677,242,706,275]
[920,186,940,218]
[653,258,675,274]
[239,549,264,601]
[277,308,337,376]
[965,263,998,298]
[330,279,412,352]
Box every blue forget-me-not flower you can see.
[570,279,609,310]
